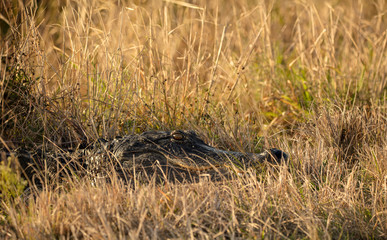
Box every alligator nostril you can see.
[269,148,288,162]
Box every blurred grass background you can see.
[0,0,386,238]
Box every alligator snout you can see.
[195,140,288,169]
[252,148,288,164]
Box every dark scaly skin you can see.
[3,130,288,183]
[86,130,288,182]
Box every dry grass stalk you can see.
[0,0,386,238]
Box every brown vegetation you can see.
[0,0,386,238]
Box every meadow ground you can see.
[0,0,386,239]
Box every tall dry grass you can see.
[1,0,386,238]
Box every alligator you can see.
[3,130,288,184]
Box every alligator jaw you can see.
[195,144,288,169]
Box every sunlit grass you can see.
[0,0,386,238]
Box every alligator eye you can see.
[172,132,184,140]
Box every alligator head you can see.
[89,130,288,182]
